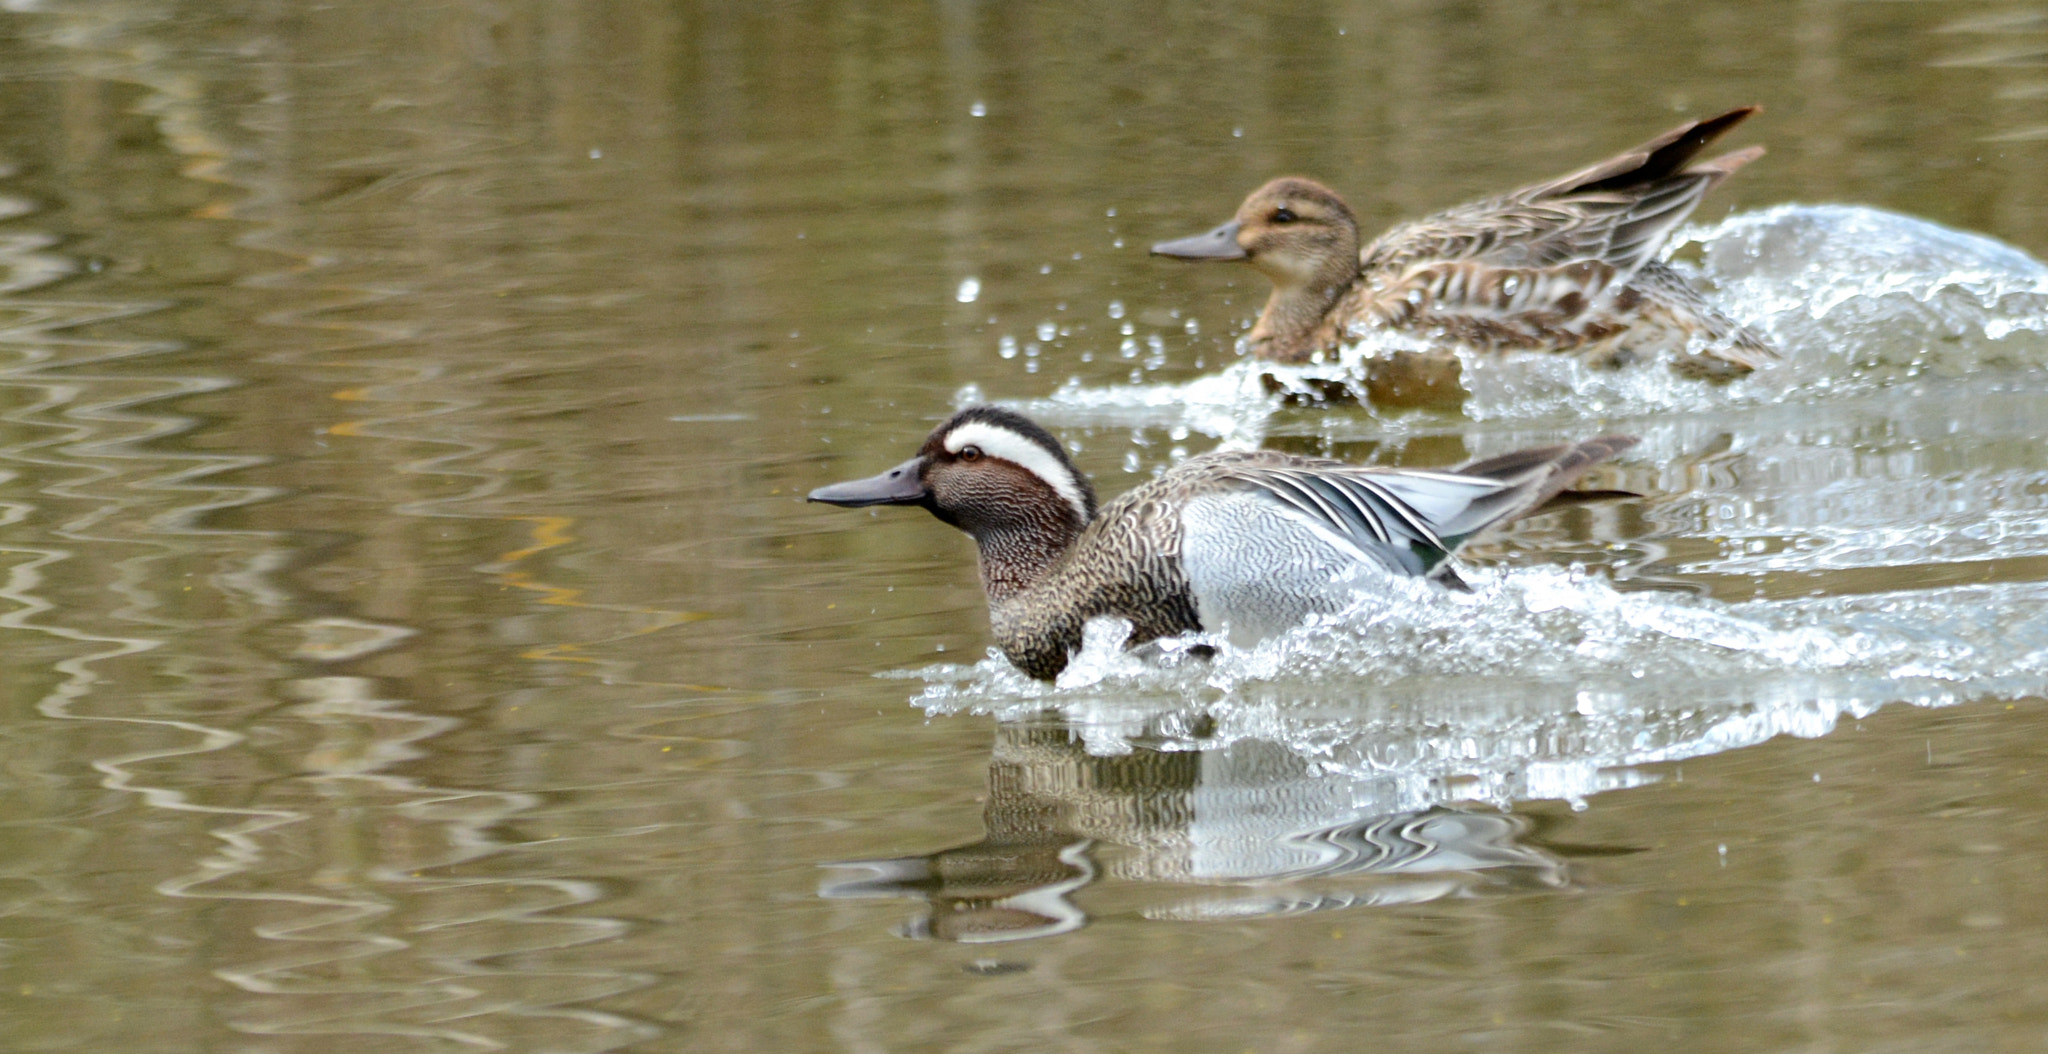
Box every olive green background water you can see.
[1,1,2046,1051]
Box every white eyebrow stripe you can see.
[944,421,1091,523]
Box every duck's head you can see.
[1151,177,1361,289]
[808,406,1096,545]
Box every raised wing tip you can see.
[1695,105,1763,135]
[1556,106,1766,198]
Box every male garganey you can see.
[811,406,1634,679]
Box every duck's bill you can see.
[807,457,930,507]
[1150,220,1247,260]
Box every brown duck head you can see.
[1152,177,1362,363]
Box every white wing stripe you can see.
[943,421,1091,523]
[1352,477,1449,550]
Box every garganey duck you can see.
[810,406,1634,680]
[1152,106,1775,403]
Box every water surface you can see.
[0,1,2046,1051]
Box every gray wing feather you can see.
[1212,434,1636,567]
[1217,466,1512,571]
[1254,472,1390,546]
[1173,438,1635,640]
[1358,471,1515,541]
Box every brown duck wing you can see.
[1362,107,1763,283]
[1523,139,1763,279]
[1530,106,1761,199]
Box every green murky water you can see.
[1,2,2047,1050]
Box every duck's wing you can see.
[1206,435,1639,578]
[1523,106,1761,207]
[1361,107,1763,294]
[1217,465,1479,576]
[1168,439,1631,641]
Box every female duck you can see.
[810,406,1633,680]
[1153,106,1775,388]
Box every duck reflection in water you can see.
[820,720,1570,943]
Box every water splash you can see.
[1690,203,2048,367]
[915,204,2048,819]
[1008,204,2048,435]
[896,567,2048,811]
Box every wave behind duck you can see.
[999,204,2048,434]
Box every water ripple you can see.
[0,31,666,1048]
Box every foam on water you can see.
[894,569,2048,810]
[1000,205,2048,435]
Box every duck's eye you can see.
[1271,206,1298,224]
[958,445,983,462]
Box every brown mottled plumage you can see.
[810,406,1636,680]
[1152,106,1776,384]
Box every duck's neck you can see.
[1249,266,1357,364]
[978,521,1093,683]
[973,520,1083,603]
